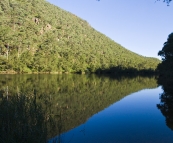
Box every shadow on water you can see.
[0,74,158,142]
[0,93,48,143]
[95,66,157,75]
[0,92,66,143]
[157,75,173,130]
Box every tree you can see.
[158,33,173,61]
[0,0,160,73]
[157,33,173,85]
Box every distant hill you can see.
[0,0,160,73]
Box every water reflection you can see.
[0,74,158,142]
[157,77,173,130]
[0,93,49,143]
[50,87,169,143]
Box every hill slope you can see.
[0,0,160,73]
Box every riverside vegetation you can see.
[0,0,160,73]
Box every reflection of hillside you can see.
[0,74,158,137]
[0,94,48,143]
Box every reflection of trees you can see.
[0,91,64,143]
[157,78,173,130]
[0,74,158,141]
[0,93,48,143]
[157,92,173,130]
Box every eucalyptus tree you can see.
[0,27,13,60]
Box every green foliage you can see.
[0,0,160,73]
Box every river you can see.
[0,74,172,143]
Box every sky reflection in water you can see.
[49,87,173,143]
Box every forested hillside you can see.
[0,0,160,73]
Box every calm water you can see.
[49,87,173,143]
[0,74,172,143]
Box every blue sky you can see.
[47,0,173,59]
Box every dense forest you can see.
[157,33,173,82]
[0,0,160,73]
[0,74,158,142]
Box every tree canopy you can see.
[157,33,173,87]
[158,33,173,61]
[0,0,160,73]
[157,33,173,73]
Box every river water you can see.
[0,74,172,143]
[49,86,173,143]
